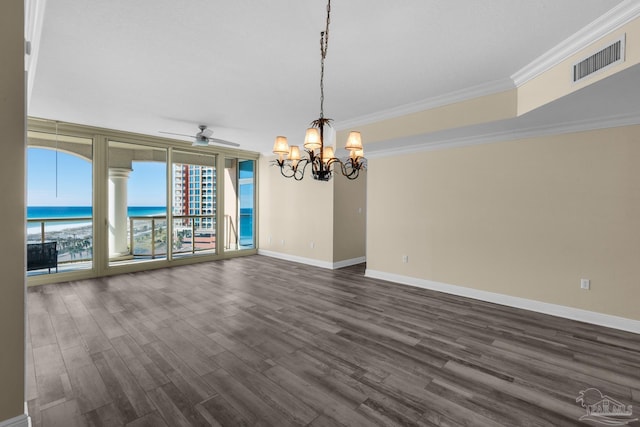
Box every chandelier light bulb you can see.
[322,146,335,162]
[350,148,364,160]
[304,128,321,150]
[345,131,363,151]
[288,145,301,167]
[272,136,289,155]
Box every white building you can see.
[172,164,216,230]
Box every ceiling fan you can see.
[159,125,240,147]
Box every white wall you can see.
[259,155,367,267]
[366,125,640,322]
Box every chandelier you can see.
[272,0,365,181]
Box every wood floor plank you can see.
[67,362,112,415]
[207,331,272,372]
[32,343,67,407]
[155,381,211,427]
[29,310,57,349]
[26,256,640,426]
[40,399,88,427]
[213,350,319,425]
[153,326,216,376]
[50,312,83,350]
[196,394,251,427]
[26,340,38,401]
[145,386,193,427]
[124,411,168,427]
[111,311,158,346]
[100,349,156,417]
[89,307,128,339]
[84,402,127,427]
[92,355,139,424]
[72,313,113,355]
[263,364,375,427]
[202,368,298,427]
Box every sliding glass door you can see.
[27,131,93,276]
[108,140,167,266]
[224,158,255,251]
[27,119,258,284]
[172,151,217,258]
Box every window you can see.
[172,151,217,258]
[27,131,93,276]
[27,119,257,284]
[108,141,167,265]
[224,158,255,251]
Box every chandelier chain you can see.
[271,0,364,181]
[319,0,331,119]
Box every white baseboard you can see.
[333,256,366,269]
[258,250,334,269]
[0,413,29,427]
[258,250,365,270]
[365,269,640,335]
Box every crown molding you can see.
[365,112,640,159]
[334,78,514,130]
[512,0,640,87]
[316,2,640,141]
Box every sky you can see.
[28,148,167,206]
[28,148,253,208]
[27,148,92,206]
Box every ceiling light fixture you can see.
[272,0,365,181]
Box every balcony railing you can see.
[27,214,218,270]
[27,217,93,264]
[129,214,216,259]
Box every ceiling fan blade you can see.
[159,131,196,138]
[209,137,240,147]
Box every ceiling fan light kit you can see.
[272,0,365,181]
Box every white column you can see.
[108,168,131,257]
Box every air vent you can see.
[573,36,625,82]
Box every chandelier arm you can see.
[272,159,304,180]
[277,163,296,179]
[337,158,365,179]
[345,169,360,180]
[339,161,360,180]
[325,157,339,168]
[296,158,311,177]
[298,160,314,180]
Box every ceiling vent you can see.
[573,35,625,83]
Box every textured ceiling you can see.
[28,0,629,153]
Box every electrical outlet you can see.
[268,236,272,244]
[402,255,409,263]
[281,239,285,246]
[580,279,590,290]
[310,241,315,249]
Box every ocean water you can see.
[239,208,254,244]
[27,206,167,233]
[27,206,254,243]
[27,206,167,219]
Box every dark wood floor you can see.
[27,255,640,426]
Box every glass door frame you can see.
[27,118,259,286]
